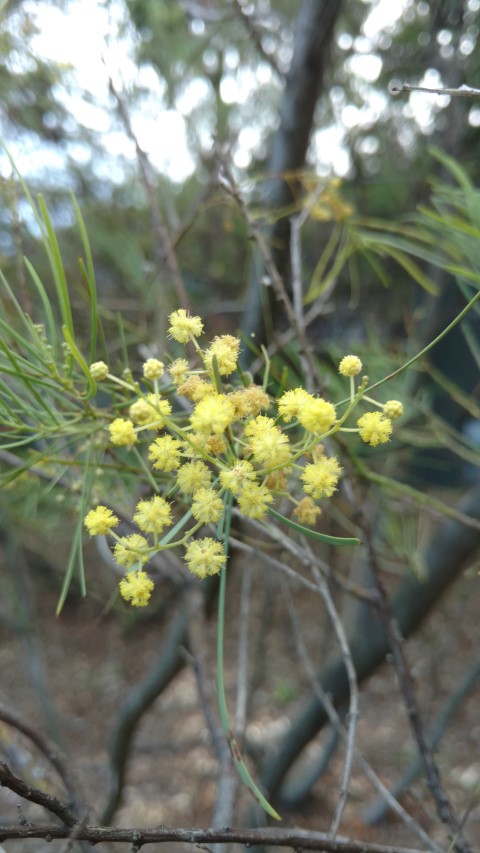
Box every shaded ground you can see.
[1,531,480,852]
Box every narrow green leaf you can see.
[268,507,361,546]
[71,193,98,363]
[62,325,96,399]
[37,194,74,336]
[23,258,58,349]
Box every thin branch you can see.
[184,585,235,831]
[304,546,358,839]
[234,561,253,736]
[100,602,189,824]
[284,591,442,853]
[232,515,379,604]
[231,0,283,76]
[0,820,436,852]
[0,704,78,812]
[107,73,190,312]
[364,652,480,826]
[0,762,77,827]
[361,526,472,853]
[391,83,480,98]
[219,165,320,381]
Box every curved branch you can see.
[260,481,480,805]
[0,704,79,812]
[100,602,188,824]
[0,762,77,828]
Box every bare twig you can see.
[219,165,319,381]
[304,546,358,839]
[361,527,472,853]
[234,562,253,736]
[0,705,78,812]
[0,761,77,827]
[391,83,480,98]
[231,0,283,76]
[107,73,190,313]
[184,585,235,831]
[284,592,442,853]
[232,515,379,604]
[100,602,189,824]
[364,652,480,826]
[0,819,436,852]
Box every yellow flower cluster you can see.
[84,312,403,606]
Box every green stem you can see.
[365,288,480,395]
[216,495,281,820]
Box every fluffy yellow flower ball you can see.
[185,538,226,578]
[339,355,362,377]
[109,418,137,446]
[357,412,392,446]
[143,358,164,380]
[84,505,119,535]
[301,455,342,499]
[119,571,154,607]
[168,309,203,343]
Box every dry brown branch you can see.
[361,523,471,853]
[0,705,78,812]
[0,762,78,827]
[0,819,435,852]
[284,590,442,853]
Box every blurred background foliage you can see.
[0,0,479,326]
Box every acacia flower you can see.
[301,455,342,499]
[119,571,154,607]
[185,537,226,578]
[219,460,257,495]
[134,496,172,533]
[148,435,183,471]
[114,534,149,568]
[89,361,109,381]
[293,497,321,526]
[244,415,276,438]
[278,388,311,422]
[169,358,189,384]
[204,335,241,376]
[178,376,214,402]
[237,483,273,519]
[228,385,270,418]
[191,488,224,524]
[383,400,403,420]
[190,394,236,434]
[177,460,211,494]
[357,412,392,446]
[168,309,204,343]
[339,355,362,377]
[84,505,119,536]
[129,395,171,427]
[109,418,137,446]
[204,435,226,456]
[248,426,291,469]
[298,397,337,435]
[143,358,164,380]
